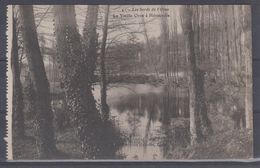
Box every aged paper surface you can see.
[7,5,253,160]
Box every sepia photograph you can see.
[8,5,253,160]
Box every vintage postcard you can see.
[7,5,253,160]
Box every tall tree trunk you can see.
[245,38,252,130]
[11,15,25,138]
[53,5,107,159]
[224,7,231,80]
[243,6,253,129]
[19,5,57,159]
[100,5,110,121]
[232,6,239,79]
[196,69,213,135]
[181,6,212,145]
[181,6,202,145]
[83,6,99,83]
[196,7,213,135]
[207,5,211,63]
[160,5,169,82]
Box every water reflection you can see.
[94,84,190,160]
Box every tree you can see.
[82,6,99,83]
[53,5,109,158]
[194,6,213,136]
[181,6,201,145]
[100,5,110,121]
[242,6,253,129]
[11,11,25,138]
[18,5,57,158]
[181,6,212,145]
[160,6,170,81]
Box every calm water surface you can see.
[93,84,190,160]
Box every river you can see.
[93,83,190,160]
